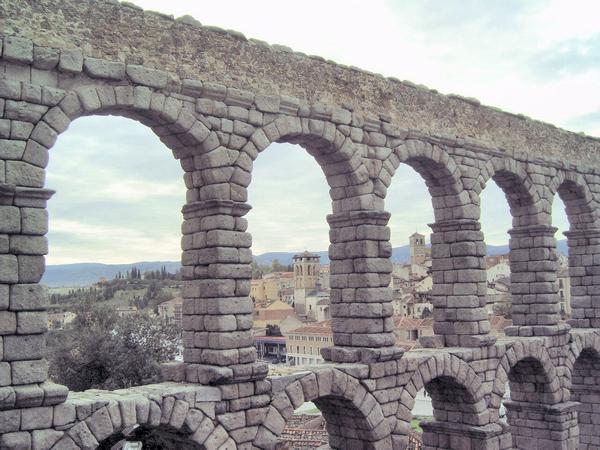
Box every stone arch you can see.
[386,140,470,221]
[35,85,215,163]
[549,170,599,231]
[564,331,600,393]
[258,369,392,450]
[47,390,233,450]
[490,340,562,415]
[385,140,493,348]
[564,331,600,449]
[238,114,373,209]
[397,354,489,430]
[477,157,543,227]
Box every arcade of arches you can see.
[1,0,600,449]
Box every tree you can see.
[266,324,282,336]
[48,304,181,391]
[271,259,285,272]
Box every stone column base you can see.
[160,361,268,385]
[320,346,404,363]
[0,382,68,411]
[504,322,571,337]
[420,420,512,450]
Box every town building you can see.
[285,323,333,366]
[157,297,183,326]
[409,232,430,266]
[47,311,76,330]
[558,267,572,316]
[292,252,321,315]
[251,272,294,303]
[115,305,137,317]
[304,291,331,322]
[253,300,299,330]
[254,335,287,363]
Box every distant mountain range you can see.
[42,240,569,287]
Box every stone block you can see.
[13,383,43,408]
[33,47,59,69]
[6,161,46,187]
[31,68,58,88]
[0,234,7,253]
[0,362,11,386]
[0,255,18,283]
[83,57,126,80]
[3,334,44,360]
[21,406,53,430]
[0,206,20,233]
[18,255,46,283]
[126,64,168,88]
[54,402,76,427]
[5,100,48,122]
[11,359,48,385]
[0,409,20,433]
[10,121,34,140]
[10,235,48,255]
[66,421,99,449]
[86,407,114,442]
[58,48,83,73]
[20,208,48,235]
[23,140,50,168]
[0,139,26,160]
[3,36,33,64]
[0,432,31,450]
[0,79,21,100]
[32,429,64,450]
[10,284,47,310]
[0,311,17,335]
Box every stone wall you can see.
[2,0,600,165]
[1,1,600,449]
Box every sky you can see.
[46,0,600,264]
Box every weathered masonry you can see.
[1,1,600,449]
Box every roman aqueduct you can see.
[1,1,600,448]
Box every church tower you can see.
[409,232,427,266]
[293,251,320,315]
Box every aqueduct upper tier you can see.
[1,0,600,449]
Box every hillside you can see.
[43,241,569,287]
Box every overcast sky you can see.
[46,0,599,264]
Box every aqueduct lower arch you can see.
[1,0,600,449]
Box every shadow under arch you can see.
[98,425,206,450]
